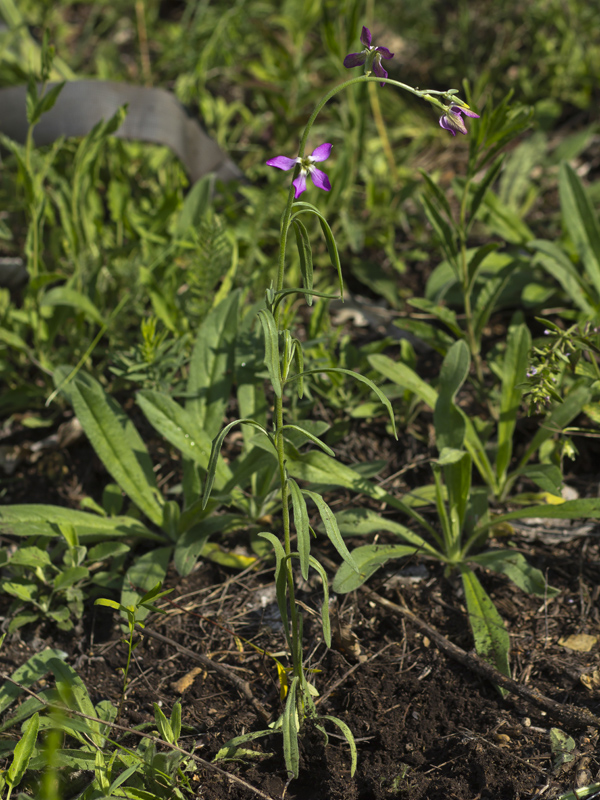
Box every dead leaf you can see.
[558,634,598,652]
[171,666,202,693]
[580,668,600,692]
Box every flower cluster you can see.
[266,25,480,197]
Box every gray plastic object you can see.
[0,80,241,184]
[0,80,242,291]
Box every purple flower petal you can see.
[360,26,372,47]
[451,105,480,119]
[310,143,332,162]
[266,155,297,171]
[309,167,331,192]
[343,52,367,68]
[439,116,457,136]
[292,173,307,198]
[374,46,394,59]
[373,58,388,86]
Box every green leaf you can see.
[7,711,39,789]
[288,478,310,580]
[48,657,103,745]
[496,317,531,485]
[320,715,357,777]
[257,308,282,398]
[186,290,240,438]
[559,161,600,299]
[530,240,595,314]
[368,354,437,408]
[0,505,159,542]
[136,389,231,489]
[121,546,172,622]
[434,340,470,451]
[468,155,505,231]
[421,193,458,267]
[257,532,291,649]
[153,702,174,743]
[487,497,600,526]
[290,368,396,438]
[292,218,314,305]
[287,449,437,536]
[282,677,299,778]
[68,377,163,526]
[202,418,273,508]
[0,648,68,717]
[213,729,274,763]
[307,555,332,647]
[419,169,453,220]
[460,565,510,683]
[470,550,559,597]
[53,566,89,591]
[8,546,52,569]
[332,544,421,593]
[472,261,514,343]
[329,508,439,553]
[170,702,182,743]
[304,491,358,574]
[41,286,105,326]
[550,728,577,771]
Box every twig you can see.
[319,554,600,730]
[0,673,275,800]
[138,625,272,725]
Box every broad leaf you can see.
[470,550,559,597]
[187,290,240,438]
[333,544,421,593]
[69,377,163,526]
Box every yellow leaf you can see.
[558,633,598,652]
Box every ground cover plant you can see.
[1,2,600,799]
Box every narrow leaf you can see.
[257,309,282,398]
[288,478,310,580]
[460,565,510,682]
[292,218,314,305]
[304,491,358,573]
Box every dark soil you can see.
[1,416,600,800]
[2,303,600,800]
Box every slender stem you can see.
[270,71,470,694]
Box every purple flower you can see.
[526,366,538,378]
[343,26,394,87]
[439,105,480,136]
[266,143,332,199]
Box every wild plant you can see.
[197,25,490,778]
[333,340,600,679]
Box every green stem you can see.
[270,71,469,691]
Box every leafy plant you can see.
[335,339,600,677]
[0,523,130,633]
